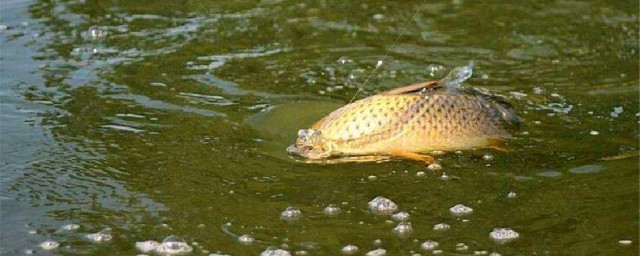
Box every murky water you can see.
[1,0,638,255]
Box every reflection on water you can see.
[0,0,638,255]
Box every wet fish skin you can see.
[289,83,516,160]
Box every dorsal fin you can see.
[380,81,441,95]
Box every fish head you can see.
[287,129,332,159]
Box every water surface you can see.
[1,0,638,255]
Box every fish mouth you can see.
[286,144,330,159]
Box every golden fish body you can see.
[288,82,516,160]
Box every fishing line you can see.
[348,4,424,103]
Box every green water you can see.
[1,0,638,255]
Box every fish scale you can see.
[310,89,512,155]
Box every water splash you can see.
[440,61,474,89]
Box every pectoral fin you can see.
[389,150,437,164]
[487,138,509,152]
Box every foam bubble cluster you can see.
[433,223,451,231]
[154,235,193,255]
[449,204,474,216]
[135,240,160,253]
[238,234,255,245]
[367,196,398,215]
[427,163,442,171]
[391,211,410,222]
[323,204,341,216]
[341,244,359,255]
[40,240,59,250]
[60,224,80,231]
[280,206,303,222]
[489,228,519,243]
[85,229,113,243]
[392,222,413,237]
[260,247,291,256]
[365,248,386,256]
[456,242,469,251]
[421,240,439,250]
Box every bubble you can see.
[427,163,442,171]
[365,248,386,256]
[373,239,383,246]
[433,223,450,231]
[260,247,291,256]
[589,130,599,135]
[24,249,34,254]
[372,14,385,21]
[609,106,624,118]
[416,171,426,178]
[456,243,469,251]
[281,206,303,222]
[136,240,160,253]
[61,224,80,231]
[489,252,502,256]
[619,240,632,246]
[341,244,359,255]
[421,240,439,250]
[474,251,489,255]
[536,170,562,178]
[238,234,255,245]
[439,172,450,181]
[507,192,517,199]
[28,230,37,234]
[569,164,603,174]
[375,60,384,68]
[482,153,494,161]
[391,211,410,222]
[367,196,398,215]
[155,235,193,255]
[347,69,366,84]
[489,228,519,244]
[367,175,378,181]
[449,204,474,216]
[432,249,443,254]
[337,56,352,65]
[533,87,543,94]
[392,222,413,237]
[323,204,341,216]
[149,82,167,87]
[425,64,445,77]
[85,229,113,243]
[40,240,59,250]
[306,77,317,86]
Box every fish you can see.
[287,80,519,164]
